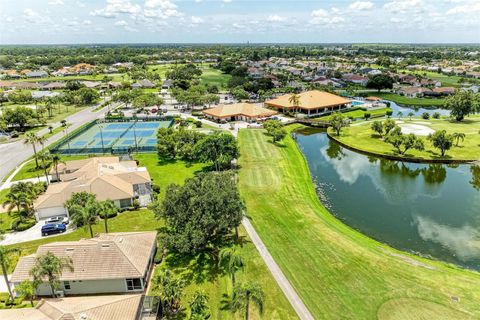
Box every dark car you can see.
[41,223,66,236]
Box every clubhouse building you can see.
[203,103,277,122]
[265,90,350,117]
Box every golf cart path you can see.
[242,217,314,320]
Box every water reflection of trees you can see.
[377,159,447,184]
[470,165,480,191]
[325,140,345,160]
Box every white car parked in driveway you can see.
[45,215,69,225]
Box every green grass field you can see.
[374,92,446,106]
[238,127,480,319]
[332,117,480,161]
[316,107,392,121]
[199,67,231,89]
[12,155,89,181]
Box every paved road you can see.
[242,217,314,320]
[0,101,114,183]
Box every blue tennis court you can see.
[56,120,172,153]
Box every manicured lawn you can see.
[332,117,480,161]
[12,155,89,181]
[375,92,446,106]
[199,67,231,89]
[238,127,480,319]
[316,107,392,121]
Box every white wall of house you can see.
[36,206,68,220]
[27,278,143,296]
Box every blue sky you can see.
[1,0,479,44]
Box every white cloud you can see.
[82,19,92,25]
[76,1,86,7]
[91,0,142,18]
[348,1,374,11]
[446,1,480,14]
[311,8,345,25]
[191,16,204,24]
[143,0,181,19]
[23,9,47,24]
[267,14,286,22]
[224,0,233,2]
[383,0,423,13]
[48,0,64,5]
[114,20,128,26]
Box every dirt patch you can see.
[381,248,436,270]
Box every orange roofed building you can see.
[265,90,351,117]
[203,103,277,122]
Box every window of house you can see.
[126,278,142,291]
[64,281,71,290]
[119,198,132,208]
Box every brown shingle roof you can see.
[11,232,157,282]
[265,90,350,110]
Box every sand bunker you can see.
[399,124,434,136]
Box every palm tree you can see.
[51,154,65,182]
[219,246,244,287]
[2,191,30,216]
[95,199,118,233]
[152,270,184,316]
[231,281,265,320]
[14,280,35,307]
[69,201,98,238]
[189,290,210,320]
[37,135,47,151]
[0,239,16,304]
[288,93,301,111]
[24,132,40,168]
[44,98,55,118]
[36,151,51,185]
[397,111,403,119]
[30,251,73,298]
[408,112,415,120]
[452,132,466,146]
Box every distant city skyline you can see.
[1,0,479,44]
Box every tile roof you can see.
[11,232,157,282]
[265,90,350,110]
[203,103,277,119]
[0,294,142,320]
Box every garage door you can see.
[37,207,67,220]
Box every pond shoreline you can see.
[327,130,477,164]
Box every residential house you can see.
[162,79,173,89]
[132,79,156,89]
[398,86,433,98]
[41,82,67,90]
[11,231,157,296]
[0,294,146,320]
[31,91,61,99]
[342,74,368,86]
[34,157,153,220]
[432,87,455,96]
[26,71,49,78]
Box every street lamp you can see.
[99,124,105,154]
[133,120,138,153]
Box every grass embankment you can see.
[374,92,446,106]
[12,155,89,181]
[316,107,391,121]
[238,127,480,319]
[332,117,480,161]
[6,154,295,319]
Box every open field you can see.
[374,92,446,106]
[4,155,295,318]
[12,155,89,181]
[332,117,480,161]
[199,66,231,88]
[316,107,391,121]
[238,127,480,319]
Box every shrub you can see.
[11,218,36,231]
[364,112,371,120]
[133,199,140,210]
[386,109,393,117]
[152,184,161,194]
[422,112,430,120]
[98,211,118,219]
[195,121,202,128]
[191,111,202,116]
[432,112,441,119]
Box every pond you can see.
[296,128,480,270]
[388,100,450,117]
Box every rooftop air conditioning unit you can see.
[55,290,65,297]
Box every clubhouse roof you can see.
[265,90,350,112]
[203,103,277,122]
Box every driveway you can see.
[0,220,74,245]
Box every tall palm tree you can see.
[2,191,30,217]
[219,246,244,287]
[51,154,65,182]
[70,201,98,238]
[452,132,466,146]
[152,270,184,316]
[24,132,40,168]
[288,93,301,108]
[36,151,51,185]
[231,281,265,320]
[95,199,118,233]
[14,280,35,307]
[30,251,73,298]
[0,236,16,304]
[37,135,47,151]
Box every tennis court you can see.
[55,120,172,154]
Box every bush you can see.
[195,121,202,128]
[191,111,202,116]
[422,112,430,120]
[152,184,161,194]
[386,110,393,117]
[11,218,36,231]
[98,211,118,219]
[133,199,140,210]
[364,112,371,120]
[432,112,441,119]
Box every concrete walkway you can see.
[242,217,314,320]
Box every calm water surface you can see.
[296,129,480,270]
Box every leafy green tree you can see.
[151,270,184,316]
[231,281,265,320]
[470,165,480,191]
[445,90,477,121]
[65,191,96,209]
[366,75,394,92]
[30,251,73,298]
[383,119,396,135]
[364,112,371,120]
[428,130,453,157]
[329,112,348,136]
[219,246,245,287]
[452,132,466,146]
[195,133,238,171]
[15,280,35,307]
[153,172,244,254]
[385,132,424,155]
[263,120,286,143]
[408,112,415,120]
[189,291,210,320]
[370,121,383,136]
[0,243,16,303]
